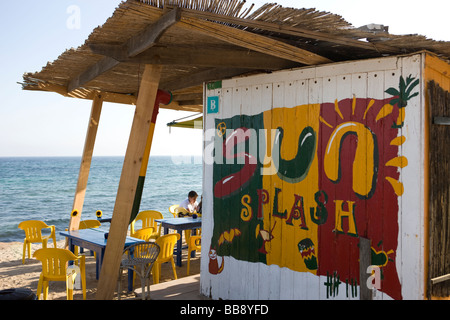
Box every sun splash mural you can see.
[209,76,418,300]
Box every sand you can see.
[0,240,201,300]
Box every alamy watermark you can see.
[66,5,81,30]
[366,265,381,290]
[170,124,281,176]
[66,265,81,290]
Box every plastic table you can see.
[155,217,202,267]
[60,228,144,291]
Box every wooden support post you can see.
[67,93,103,232]
[129,89,172,224]
[359,237,373,300]
[96,64,162,300]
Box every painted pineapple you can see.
[385,75,419,128]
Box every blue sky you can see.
[0,0,448,157]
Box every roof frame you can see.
[68,5,333,93]
[67,7,181,92]
[22,0,449,113]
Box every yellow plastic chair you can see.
[168,205,180,218]
[33,248,86,300]
[18,220,56,264]
[187,235,201,275]
[130,210,163,240]
[153,233,180,284]
[185,225,202,251]
[79,219,101,229]
[171,205,189,217]
[131,227,155,242]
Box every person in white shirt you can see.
[179,191,199,216]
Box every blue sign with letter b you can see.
[207,96,219,114]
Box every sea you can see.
[0,156,202,243]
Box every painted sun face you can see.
[209,248,217,260]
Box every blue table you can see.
[60,228,144,291]
[155,217,202,267]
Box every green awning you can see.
[167,115,203,129]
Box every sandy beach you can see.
[0,239,200,300]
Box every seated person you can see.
[197,196,202,214]
[179,191,199,217]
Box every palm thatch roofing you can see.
[21,0,450,112]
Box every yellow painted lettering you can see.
[334,200,358,237]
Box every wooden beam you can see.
[33,82,137,105]
[67,57,119,93]
[178,17,332,65]
[359,238,373,300]
[180,8,402,54]
[91,45,299,70]
[67,93,103,232]
[160,67,250,92]
[31,81,201,111]
[69,8,179,93]
[127,7,181,57]
[96,64,163,300]
[133,46,299,69]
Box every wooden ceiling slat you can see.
[178,16,332,65]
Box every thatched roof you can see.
[21,0,450,112]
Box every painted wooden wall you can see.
[201,53,428,300]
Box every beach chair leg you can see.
[171,260,177,280]
[81,264,86,300]
[152,263,160,284]
[67,286,73,300]
[22,242,27,264]
[27,242,31,260]
[43,280,49,300]
[36,274,43,300]
[187,254,191,276]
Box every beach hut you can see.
[22,0,449,300]
[202,52,450,300]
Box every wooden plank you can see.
[67,57,120,93]
[180,8,401,54]
[178,17,332,66]
[96,64,162,300]
[434,117,450,125]
[431,273,450,285]
[33,81,203,111]
[91,43,299,70]
[67,93,103,233]
[128,46,299,70]
[400,55,425,299]
[127,7,181,57]
[160,67,250,92]
[69,9,179,93]
[34,82,137,105]
[359,238,372,300]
